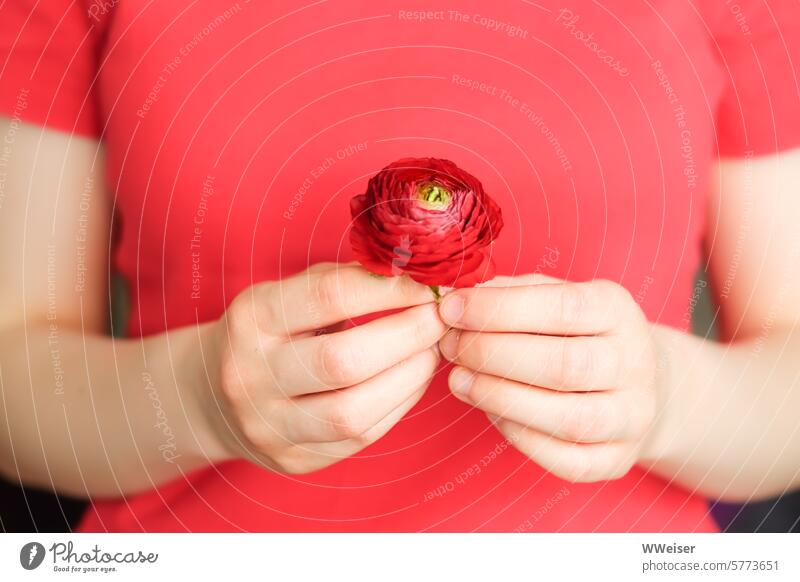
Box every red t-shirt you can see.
[3,0,799,532]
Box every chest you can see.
[95,0,723,316]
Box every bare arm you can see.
[0,119,224,497]
[433,148,800,503]
[643,148,800,501]
[0,119,444,498]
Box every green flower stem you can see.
[367,272,442,303]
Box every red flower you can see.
[349,158,503,288]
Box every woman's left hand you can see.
[438,274,660,483]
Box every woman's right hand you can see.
[201,263,446,474]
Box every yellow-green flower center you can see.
[417,183,451,209]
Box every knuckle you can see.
[605,460,632,481]
[350,425,380,448]
[239,419,274,451]
[634,342,658,384]
[271,448,315,475]
[308,262,338,273]
[629,393,657,438]
[561,396,618,442]
[597,279,636,315]
[316,337,359,386]
[560,399,595,441]
[557,450,594,483]
[557,285,588,329]
[597,340,623,386]
[602,449,635,481]
[586,397,620,439]
[218,349,249,408]
[327,399,369,441]
[280,462,315,475]
[594,278,622,296]
[643,395,657,432]
[314,271,347,316]
[615,283,635,306]
[225,293,258,339]
[576,400,603,439]
[260,284,289,334]
[612,281,635,307]
[556,446,632,483]
[559,340,595,387]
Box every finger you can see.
[448,368,634,442]
[290,320,348,341]
[305,261,357,273]
[272,384,428,473]
[492,419,635,482]
[277,347,439,443]
[269,303,447,395]
[440,331,621,391]
[251,264,437,335]
[479,273,562,287]
[439,279,632,334]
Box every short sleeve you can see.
[0,0,103,137]
[709,0,800,157]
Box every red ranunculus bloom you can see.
[349,158,503,288]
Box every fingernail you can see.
[439,294,465,325]
[438,329,460,360]
[450,367,474,395]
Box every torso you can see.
[81,0,724,531]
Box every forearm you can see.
[642,323,800,502]
[0,320,227,498]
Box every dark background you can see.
[2,273,799,532]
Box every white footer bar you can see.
[2,533,798,581]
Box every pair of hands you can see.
[204,263,660,483]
